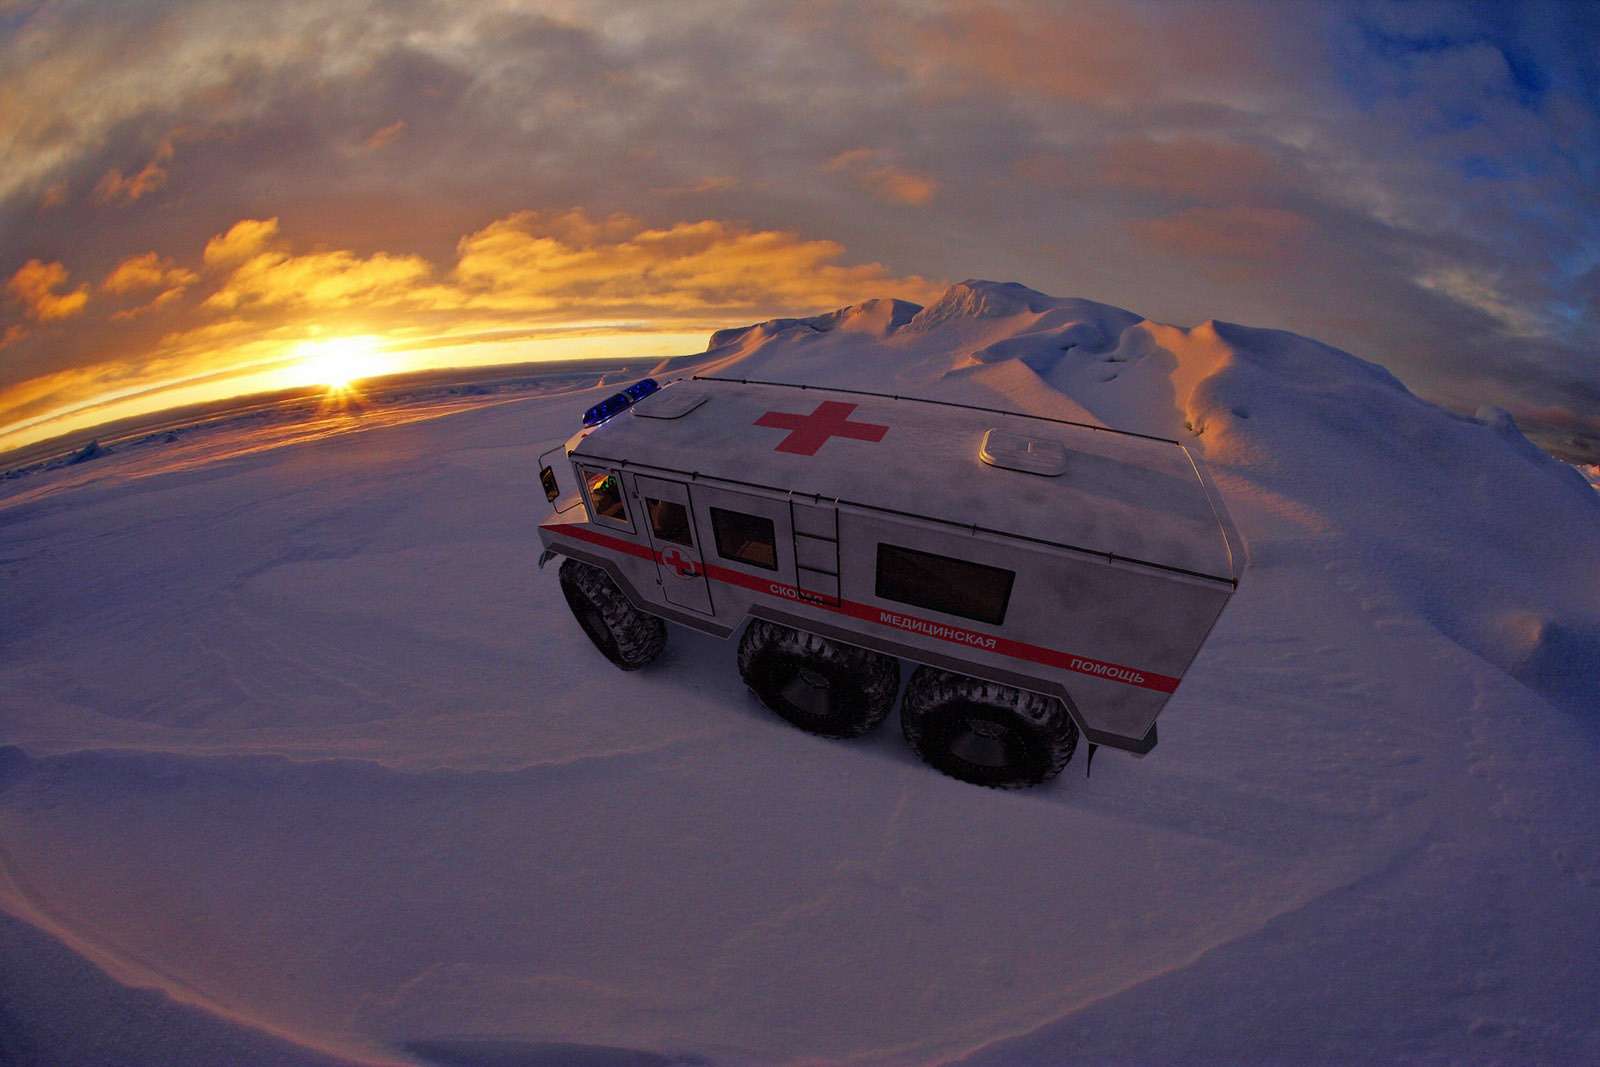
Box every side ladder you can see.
[791,497,841,606]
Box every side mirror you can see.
[539,465,560,503]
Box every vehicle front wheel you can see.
[558,558,666,670]
[901,668,1077,788]
[737,621,900,738]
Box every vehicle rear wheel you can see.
[737,621,900,738]
[558,558,666,670]
[901,667,1077,788]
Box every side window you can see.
[581,467,627,525]
[710,506,777,570]
[646,498,693,547]
[876,544,1014,625]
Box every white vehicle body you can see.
[538,376,1245,756]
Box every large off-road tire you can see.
[558,558,666,671]
[901,667,1078,789]
[737,621,900,738]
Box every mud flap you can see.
[1085,742,1099,778]
[538,549,558,570]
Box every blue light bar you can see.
[623,378,660,403]
[582,378,661,427]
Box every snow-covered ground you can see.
[2,281,1597,1065]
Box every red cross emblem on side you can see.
[753,401,889,455]
[662,548,700,577]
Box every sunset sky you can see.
[2,0,1597,455]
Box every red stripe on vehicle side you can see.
[550,524,1180,693]
[558,523,659,561]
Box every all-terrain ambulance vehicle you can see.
[536,376,1244,788]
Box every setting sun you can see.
[293,336,384,393]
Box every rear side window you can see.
[646,498,693,546]
[710,507,777,570]
[876,544,1014,626]
[581,467,627,524]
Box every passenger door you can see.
[634,475,713,614]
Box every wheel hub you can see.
[797,667,831,690]
[949,715,1016,768]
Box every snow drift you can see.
[1,281,1597,1066]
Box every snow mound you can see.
[817,296,923,336]
[65,439,111,465]
[707,297,920,351]
[907,279,1070,327]
[700,292,1600,718]
[1492,612,1600,720]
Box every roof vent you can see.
[633,387,709,420]
[979,429,1068,476]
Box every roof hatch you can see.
[979,428,1068,476]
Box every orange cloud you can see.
[203,218,282,268]
[111,288,190,320]
[449,209,942,314]
[95,135,175,205]
[183,208,940,325]
[869,169,938,205]
[1,324,27,350]
[104,252,198,294]
[363,120,407,150]
[6,259,89,321]
[202,247,435,313]
[39,182,68,210]
[827,148,938,205]
[104,252,200,319]
[1129,206,1311,265]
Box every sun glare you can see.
[293,336,384,393]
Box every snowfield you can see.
[2,281,1597,1066]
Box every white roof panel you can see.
[633,387,709,419]
[572,378,1237,582]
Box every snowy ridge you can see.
[705,297,920,351]
[905,279,1074,328]
[1,281,1597,1065]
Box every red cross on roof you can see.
[753,400,889,456]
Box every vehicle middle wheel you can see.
[737,620,900,738]
[558,558,666,670]
[901,667,1078,788]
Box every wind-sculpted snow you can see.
[706,298,922,353]
[1,281,1597,1065]
[904,279,1118,330]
